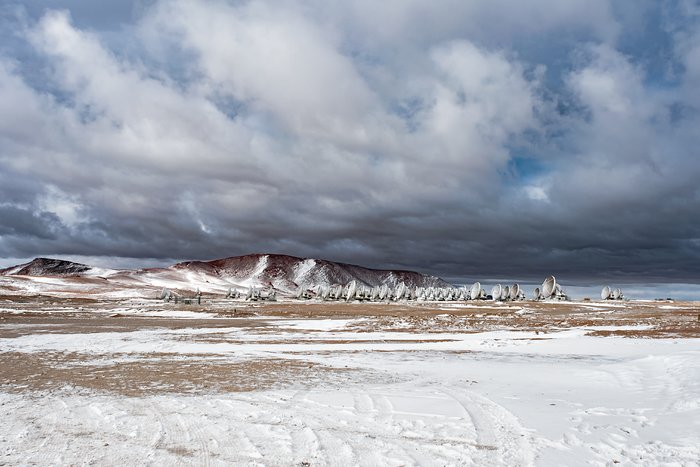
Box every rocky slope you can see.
[1,254,450,296]
[0,258,93,276]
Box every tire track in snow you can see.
[173,411,212,467]
[283,388,479,466]
[366,390,435,466]
[128,398,203,466]
[288,389,328,465]
[292,389,360,465]
[441,388,535,465]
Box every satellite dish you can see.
[510,284,519,300]
[491,284,502,301]
[542,276,556,298]
[601,286,611,300]
[470,282,481,300]
[345,281,357,302]
[533,287,541,300]
[612,288,621,300]
[359,285,369,300]
[501,286,510,301]
[394,283,406,300]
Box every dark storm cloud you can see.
[1,0,699,286]
[0,206,62,239]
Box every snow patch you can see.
[293,258,316,283]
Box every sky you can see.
[0,0,699,296]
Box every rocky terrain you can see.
[0,254,449,297]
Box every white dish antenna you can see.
[510,284,519,300]
[470,282,481,300]
[491,284,502,301]
[542,276,556,298]
[612,288,621,300]
[395,282,407,300]
[345,281,357,302]
[501,285,510,301]
[533,287,541,300]
[379,284,389,301]
[601,286,611,300]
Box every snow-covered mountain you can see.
[1,254,449,297]
[168,254,449,291]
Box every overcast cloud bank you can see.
[1,1,699,292]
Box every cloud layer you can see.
[1,0,699,284]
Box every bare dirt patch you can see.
[2,298,699,338]
[0,351,382,396]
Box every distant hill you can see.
[0,257,92,276]
[1,254,449,295]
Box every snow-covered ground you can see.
[1,305,699,466]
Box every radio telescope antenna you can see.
[491,284,502,301]
[502,285,510,301]
[510,284,520,300]
[394,282,407,301]
[470,282,481,300]
[345,281,357,302]
[542,276,556,298]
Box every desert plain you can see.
[1,295,699,466]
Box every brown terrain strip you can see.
[1,297,699,337]
[0,351,390,396]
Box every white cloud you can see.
[1,0,699,283]
[524,185,549,202]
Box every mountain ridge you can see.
[0,253,450,294]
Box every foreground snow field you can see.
[1,299,699,466]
